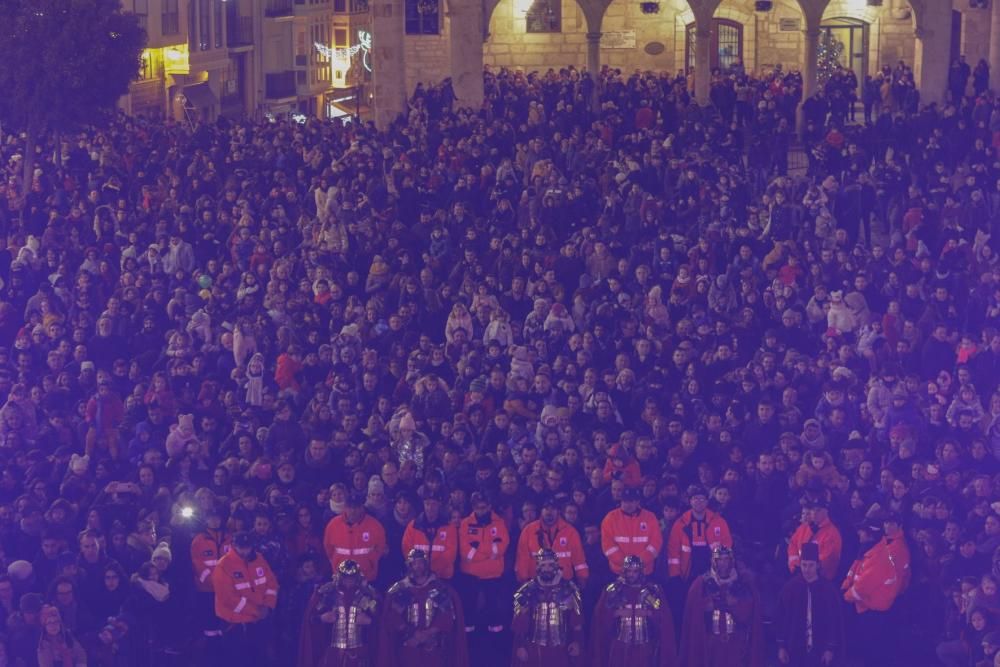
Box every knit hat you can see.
[7,560,32,581]
[69,454,89,475]
[367,476,385,496]
[151,542,172,563]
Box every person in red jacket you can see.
[841,512,911,667]
[787,498,842,580]
[402,491,458,579]
[191,504,230,646]
[324,491,388,582]
[457,492,510,637]
[667,486,733,583]
[212,531,280,666]
[602,443,642,488]
[601,487,663,576]
[515,498,588,586]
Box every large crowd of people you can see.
[0,55,996,667]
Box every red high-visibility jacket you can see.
[212,550,278,624]
[842,535,910,612]
[515,518,588,583]
[323,513,387,582]
[787,517,842,580]
[402,517,458,579]
[601,507,663,575]
[459,511,509,580]
[666,509,732,579]
[191,529,230,592]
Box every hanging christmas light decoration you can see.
[314,30,373,72]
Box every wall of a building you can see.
[484,0,589,72]
[263,19,295,71]
[404,18,453,94]
[469,0,943,80]
[962,7,991,67]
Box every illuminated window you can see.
[525,0,560,33]
[406,0,439,35]
[138,50,155,80]
[685,19,743,73]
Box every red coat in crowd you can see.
[842,535,911,612]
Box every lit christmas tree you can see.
[816,30,844,85]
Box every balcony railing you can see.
[265,0,293,16]
[227,15,253,46]
[266,71,297,98]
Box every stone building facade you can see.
[480,0,923,76]
[374,0,997,126]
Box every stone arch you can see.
[483,0,503,38]
[674,0,816,72]
[713,2,757,71]
[820,0,881,77]
[905,0,924,30]
[483,0,589,71]
[821,0,879,24]
[674,0,768,76]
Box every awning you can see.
[181,82,218,109]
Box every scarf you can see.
[137,578,170,602]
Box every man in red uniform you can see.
[841,512,910,667]
[667,485,732,583]
[515,498,588,586]
[458,492,510,633]
[212,531,280,667]
[402,491,458,580]
[378,549,468,667]
[601,487,662,576]
[299,560,380,667]
[679,546,763,667]
[787,498,842,581]
[324,491,387,582]
[191,503,230,648]
[592,555,677,667]
[511,548,585,667]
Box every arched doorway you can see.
[819,17,868,98]
[685,19,743,74]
